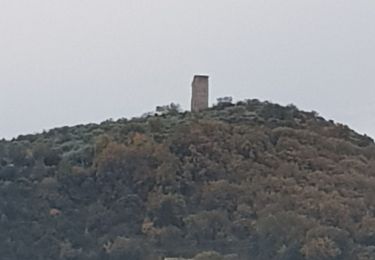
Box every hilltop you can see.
[0,99,374,260]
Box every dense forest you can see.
[0,99,374,260]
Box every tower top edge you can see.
[193,75,209,79]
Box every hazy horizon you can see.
[1,0,374,139]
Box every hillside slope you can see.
[0,100,374,260]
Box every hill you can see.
[0,99,374,260]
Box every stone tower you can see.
[191,75,209,112]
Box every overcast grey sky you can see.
[0,0,374,139]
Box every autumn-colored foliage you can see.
[0,99,374,259]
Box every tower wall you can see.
[191,75,209,112]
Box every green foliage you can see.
[0,100,374,259]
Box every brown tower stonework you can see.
[191,75,209,112]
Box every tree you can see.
[301,237,342,260]
[156,103,182,115]
[184,211,230,243]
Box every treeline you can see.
[0,99,374,260]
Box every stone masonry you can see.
[191,75,209,112]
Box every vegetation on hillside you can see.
[0,99,374,260]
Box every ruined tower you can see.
[191,75,209,112]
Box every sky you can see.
[0,0,374,139]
